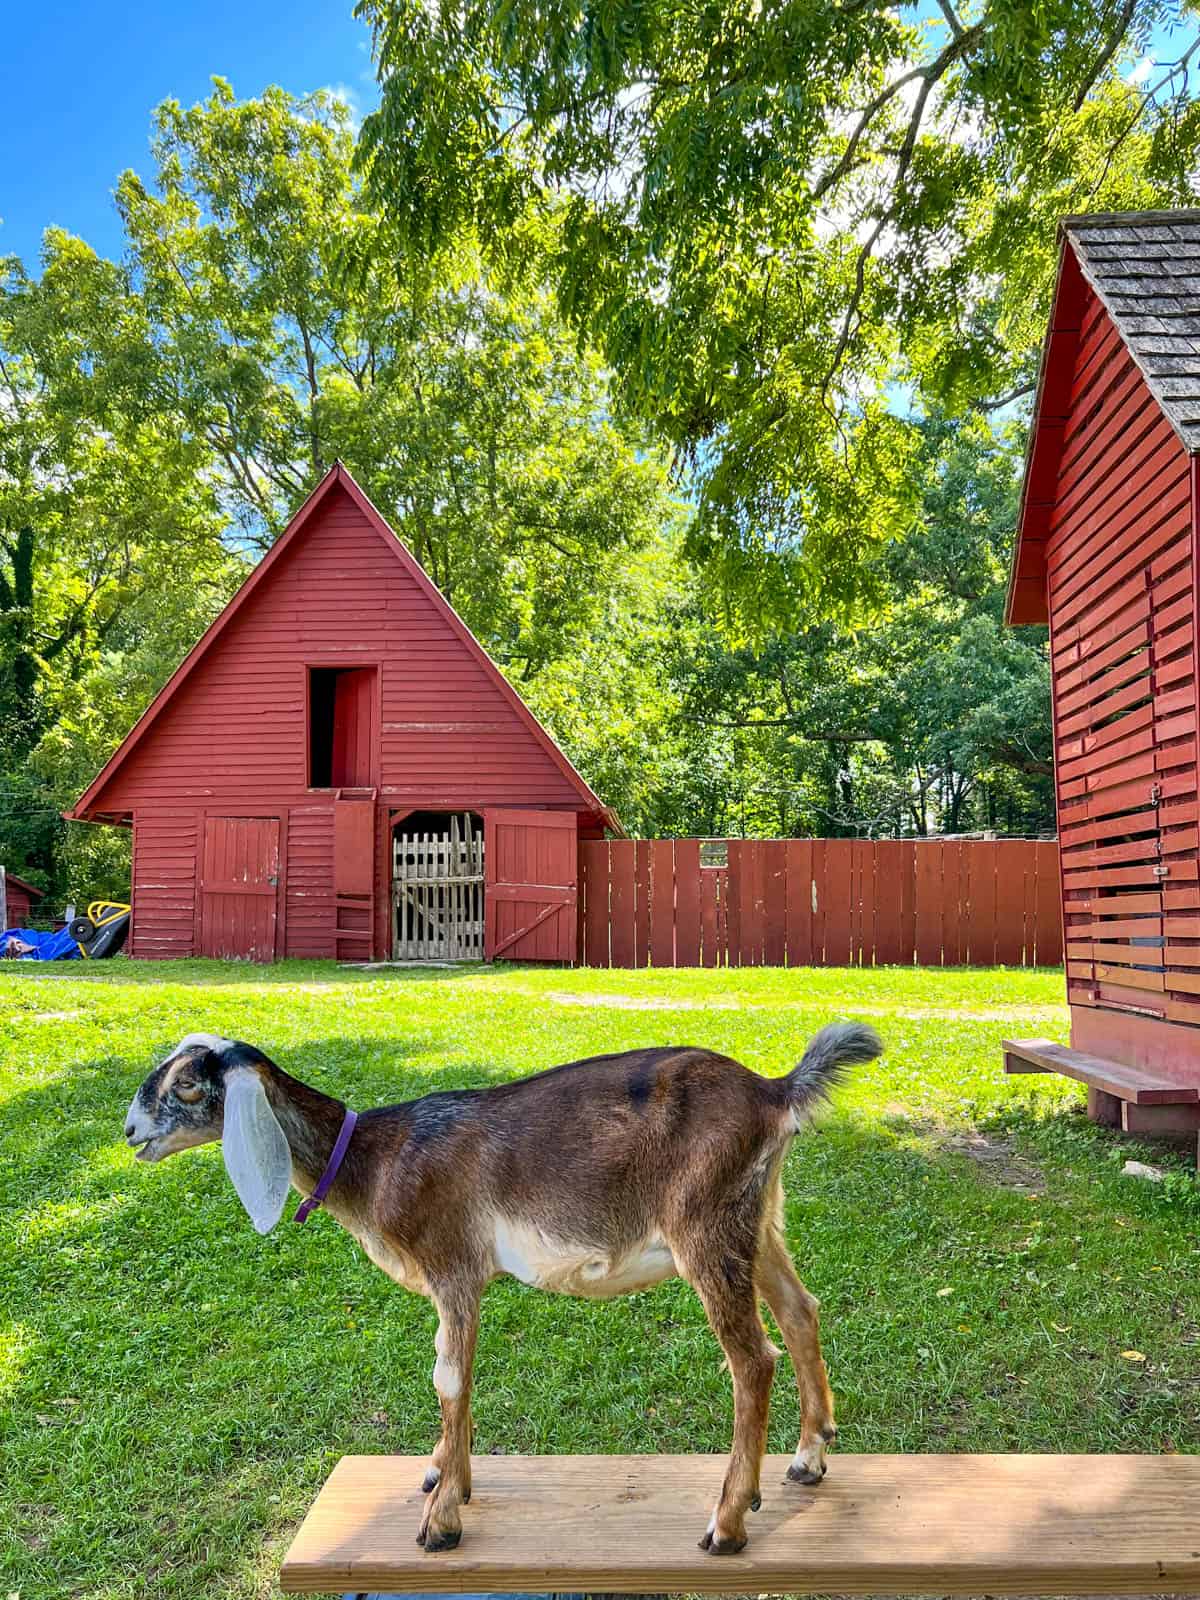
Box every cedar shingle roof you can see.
[1064,209,1200,451]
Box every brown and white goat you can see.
[124,1022,882,1553]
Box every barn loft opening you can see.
[391,811,484,961]
[309,667,376,788]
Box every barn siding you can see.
[285,805,335,958]
[1046,279,1200,1060]
[89,485,585,818]
[130,811,199,959]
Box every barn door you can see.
[484,808,577,962]
[199,816,280,962]
[333,797,376,962]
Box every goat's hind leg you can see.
[757,1227,837,1485]
[677,1246,778,1555]
[419,1285,481,1551]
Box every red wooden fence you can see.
[578,838,1063,968]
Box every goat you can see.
[124,1021,882,1554]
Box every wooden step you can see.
[279,1453,1200,1595]
[1003,1037,1200,1104]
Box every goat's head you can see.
[124,1033,293,1234]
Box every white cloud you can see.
[317,83,363,132]
[1126,54,1155,86]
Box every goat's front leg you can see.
[679,1250,778,1555]
[418,1285,480,1552]
[756,1227,837,1485]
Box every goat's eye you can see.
[175,1080,204,1104]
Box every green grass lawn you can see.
[2,960,1198,1600]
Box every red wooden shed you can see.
[2,871,44,925]
[1004,210,1200,1153]
[68,463,617,964]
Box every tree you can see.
[670,415,1052,836]
[117,80,678,674]
[356,0,1200,620]
[1,83,683,898]
[0,237,231,890]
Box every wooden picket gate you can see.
[578,838,1063,968]
[392,814,485,960]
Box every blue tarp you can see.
[2,926,80,960]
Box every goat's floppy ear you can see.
[222,1069,291,1235]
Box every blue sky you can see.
[2,0,376,270]
[3,2,1195,276]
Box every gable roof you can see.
[1066,209,1200,450]
[69,462,619,832]
[1006,209,1200,626]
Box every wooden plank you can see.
[699,861,720,968]
[280,1452,1200,1595]
[726,840,744,967]
[1071,917,1163,941]
[673,838,701,967]
[633,839,652,969]
[914,845,942,966]
[966,840,999,965]
[809,838,826,963]
[784,838,813,966]
[1095,962,1165,991]
[650,838,675,969]
[872,841,904,965]
[822,839,854,965]
[715,866,730,967]
[1060,835,1163,870]
[738,840,766,967]
[942,840,966,965]
[580,840,610,968]
[762,839,787,966]
[1001,1038,1199,1103]
[852,840,875,966]
[1122,1101,1200,1135]
[609,841,636,968]
[898,839,916,964]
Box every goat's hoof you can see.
[787,1461,827,1485]
[421,1470,440,1494]
[418,1525,462,1552]
[699,1529,748,1555]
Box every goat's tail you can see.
[784,1021,883,1120]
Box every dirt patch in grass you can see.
[884,1109,1049,1192]
[941,1128,1047,1193]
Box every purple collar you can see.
[294,1107,358,1224]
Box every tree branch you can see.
[977,379,1035,411]
[812,23,983,202]
[1071,0,1139,112]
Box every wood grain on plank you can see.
[279,1452,1200,1595]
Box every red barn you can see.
[1005,209,1200,1153]
[2,872,44,925]
[68,463,616,963]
